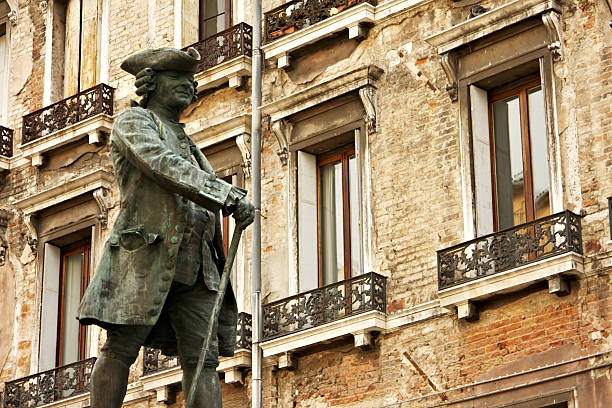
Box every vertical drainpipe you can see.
[250,0,263,404]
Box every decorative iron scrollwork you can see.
[437,211,583,290]
[3,357,96,408]
[142,312,253,375]
[236,312,253,350]
[264,0,377,44]
[185,23,253,75]
[262,272,386,341]
[22,83,114,144]
[0,126,13,157]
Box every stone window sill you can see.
[194,55,252,92]
[263,0,430,69]
[261,310,386,368]
[18,113,114,167]
[438,252,584,321]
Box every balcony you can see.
[0,126,13,171]
[437,211,584,320]
[20,84,115,167]
[185,23,253,91]
[3,357,95,408]
[0,126,13,158]
[140,312,252,395]
[263,0,376,68]
[261,272,386,367]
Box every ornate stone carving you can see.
[440,53,458,102]
[271,120,292,165]
[542,11,563,62]
[24,214,38,256]
[235,134,252,178]
[40,0,49,12]
[7,11,17,26]
[93,187,111,229]
[359,86,377,134]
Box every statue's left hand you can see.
[233,196,255,229]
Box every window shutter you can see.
[297,151,318,292]
[470,85,494,236]
[40,243,61,370]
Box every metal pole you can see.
[251,0,263,404]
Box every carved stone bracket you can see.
[93,188,111,229]
[271,119,292,166]
[440,53,458,102]
[7,10,17,26]
[542,11,563,62]
[40,0,49,12]
[235,134,252,178]
[24,214,38,255]
[359,86,377,134]
[0,211,9,266]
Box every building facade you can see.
[0,0,611,407]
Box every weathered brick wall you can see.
[0,0,611,406]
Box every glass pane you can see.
[493,95,525,229]
[319,161,344,286]
[201,0,225,38]
[348,156,361,277]
[61,252,83,365]
[528,86,551,219]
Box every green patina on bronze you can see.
[77,47,254,408]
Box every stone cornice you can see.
[260,65,383,122]
[425,0,562,54]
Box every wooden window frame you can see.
[316,144,355,286]
[199,0,232,40]
[488,76,544,232]
[56,242,90,366]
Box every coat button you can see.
[167,249,175,257]
[180,142,188,149]
[148,309,158,316]
[170,236,179,244]
[153,296,163,305]
[161,272,171,281]
[175,225,184,233]
[166,261,174,269]
[109,237,118,246]
[159,283,170,292]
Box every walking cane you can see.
[185,223,245,408]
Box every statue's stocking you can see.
[90,354,130,408]
[182,365,223,408]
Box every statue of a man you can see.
[78,47,254,408]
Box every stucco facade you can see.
[0,0,611,407]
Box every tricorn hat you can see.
[120,47,201,75]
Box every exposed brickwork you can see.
[0,0,611,406]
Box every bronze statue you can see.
[78,47,254,408]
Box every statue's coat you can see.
[78,107,237,357]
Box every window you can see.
[488,78,550,231]
[48,0,101,101]
[0,21,8,124]
[317,145,361,286]
[199,0,231,39]
[297,131,364,292]
[57,243,90,366]
[469,64,555,236]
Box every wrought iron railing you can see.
[22,83,114,144]
[185,22,253,74]
[3,357,96,408]
[264,0,377,43]
[262,272,386,341]
[437,210,583,290]
[142,312,253,376]
[0,126,13,157]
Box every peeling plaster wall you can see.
[0,0,610,406]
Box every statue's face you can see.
[150,70,196,112]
